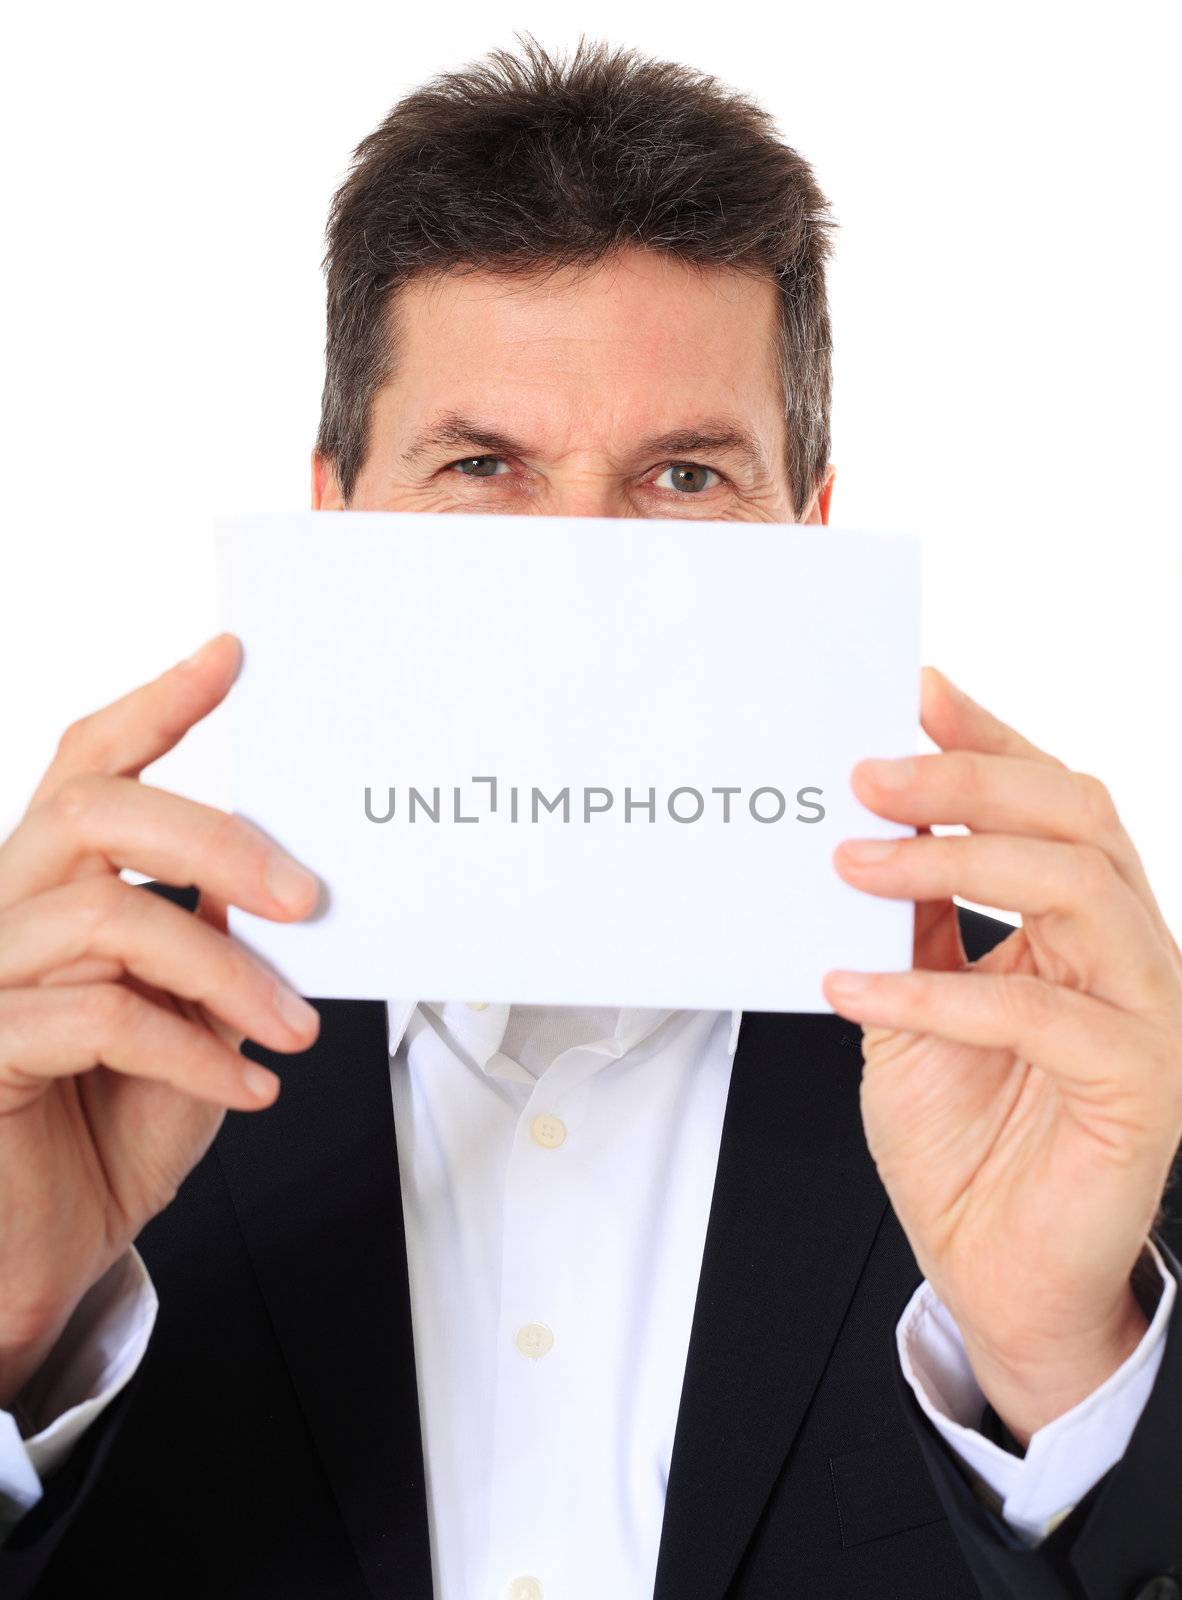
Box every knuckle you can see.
[223,940,259,999]
[1004,974,1060,1032]
[1076,772,1119,838]
[1073,841,1116,896]
[47,772,105,832]
[55,713,112,773]
[203,808,254,869]
[930,833,963,873]
[198,811,269,900]
[55,715,90,759]
[905,969,938,1009]
[77,981,138,1036]
[74,873,129,933]
[0,996,24,1074]
[195,935,247,1013]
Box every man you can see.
[0,34,1179,1600]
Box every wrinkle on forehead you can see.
[374,245,788,480]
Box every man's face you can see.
[312,246,833,523]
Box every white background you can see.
[2,0,1179,930]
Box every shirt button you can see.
[514,1322,554,1359]
[507,1579,543,1600]
[530,1113,567,1149]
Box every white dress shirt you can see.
[0,1002,1172,1594]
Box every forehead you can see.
[382,247,785,450]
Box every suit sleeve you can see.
[898,1232,1182,1599]
[897,1240,1172,1544]
[0,1366,143,1598]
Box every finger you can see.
[920,667,1065,767]
[26,634,243,812]
[195,885,230,936]
[13,885,233,989]
[913,895,968,974]
[10,886,231,989]
[0,984,281,1112]
[0,877,320,1054]
[0,774,320,919]
[907,821,968,973]
[821,967,1169,1099]
[849,751,1161,918]
[834,832,1173,1010]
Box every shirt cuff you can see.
[0,1247,157,1535]
[896,1240,1174,1545]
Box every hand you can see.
[0,635,321,1408]
[823,667,1182,1443]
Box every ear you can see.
[311,450,346,509]
[800,463,836,525]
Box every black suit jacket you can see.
[2,889,1180,1599]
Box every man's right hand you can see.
[0,633,321,1409]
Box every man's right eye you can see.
[450,455,510,478]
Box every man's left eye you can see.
[653,463,721,494]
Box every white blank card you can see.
[214,512,920,1011]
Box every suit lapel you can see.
[654,1010,889,1600]
[215,999,433,1600]
[211,1000,887,1600]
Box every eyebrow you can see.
[398,410,773,480]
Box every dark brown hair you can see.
[315,34,836,514]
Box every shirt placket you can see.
[482,1050,605,1599]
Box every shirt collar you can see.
[386,999,743,1071]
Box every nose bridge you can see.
[546,453,629,519]
[550,489,620,518]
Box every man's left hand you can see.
[823,667,1182,1445]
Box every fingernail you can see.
[856,757,916,789]
[840,839,897,865]
[826,970,872,994]
[241,1062,280,1102]
[274,983,319,1034]
[265,854,320,914]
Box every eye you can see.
[448,454,511,479]
[652,462,722,494]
